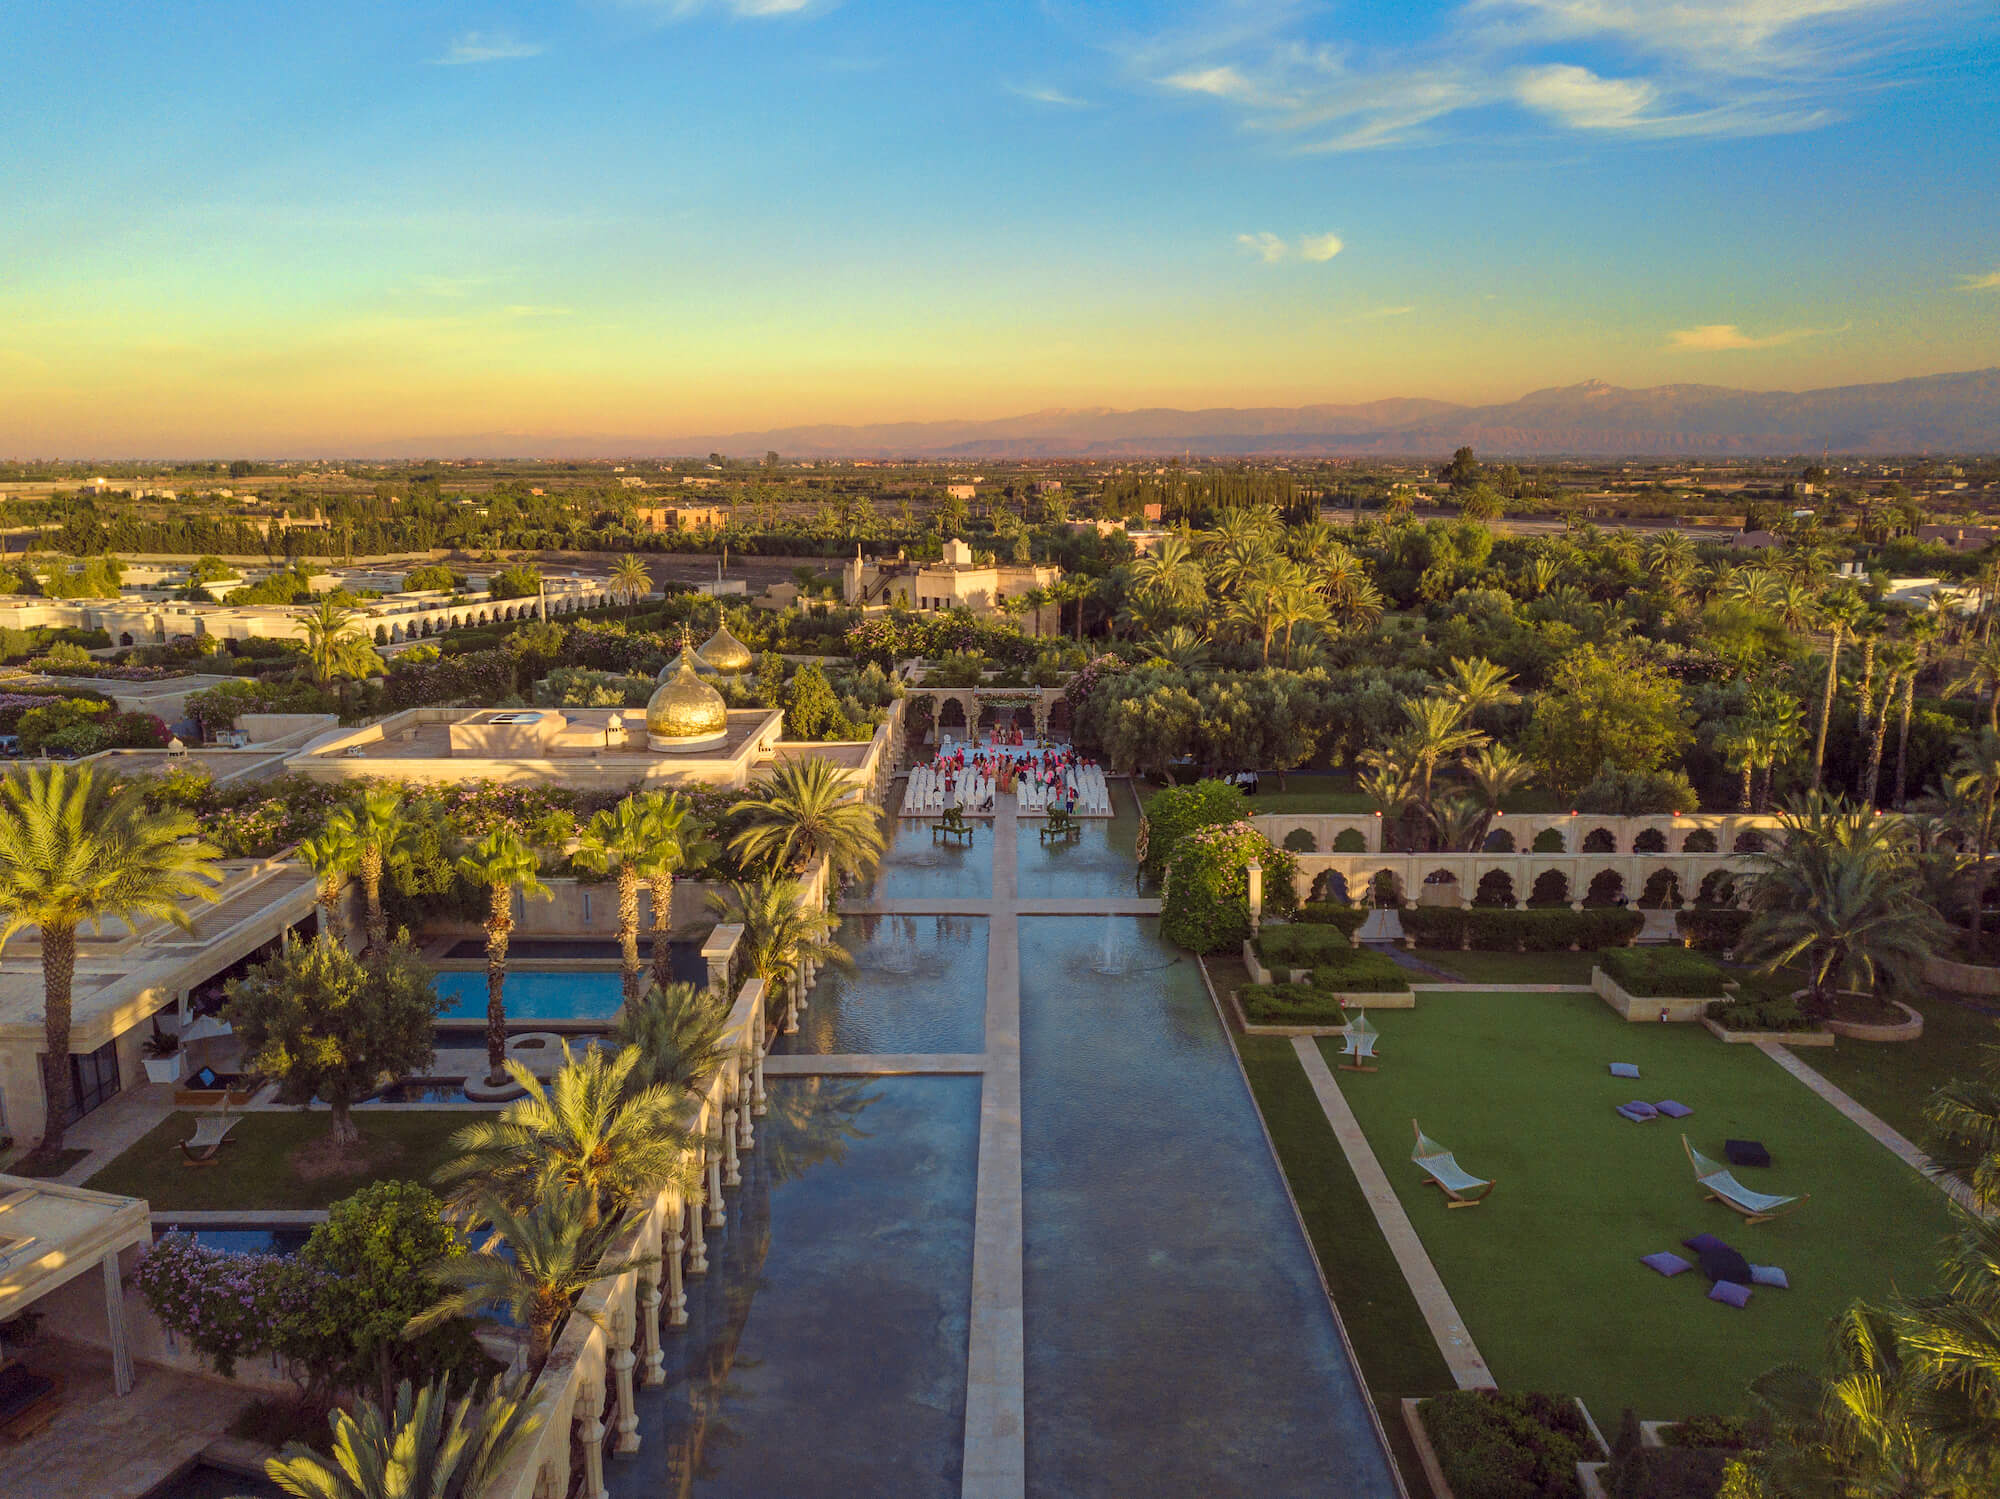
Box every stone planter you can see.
[1699,1016,1835,1047]
[142,1052,185,1085]
[1825,999,1923,1043]
[1401,1396,1608,1499]
[1590,968,1718,1023]
[1922,952,2000,997]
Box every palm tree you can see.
[1948,639,2000,734]
[610,553,651,614]
[0,766,222,1155]
[712,875,845,1000]
[327,787,411,953]
[301,596,383,689]
[295,823,356,944]
[1810,591,1866,791]
[1134,626,1211,670]
[261,1375,541,1499]
[1428,657,1520,727]
[1395,696,1486,824]
[1714,725,1758,812]
[432,1043,699,1221]
[730,758,884,884]
[1525,555,1563,597]
[574,798,655,1003]
[637,791,708,994]
[1127,533,1205,623]
[613,981,736,1097]
[1644,531,1695,596]
[1864,642,1918,807]
[1737,794,1950,1018]
[408,1180,657,1369]
[1953,730,2000,961]
[457,829,552,1086]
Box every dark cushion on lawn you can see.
[1617,1102,1659,1123]
[1750,1264,1790,1289]
[1654,1099,1693,1119]
[1609,1062,1641,1078]
[1725,1139,1772,1168]
[1708,1280,1753,1309]
[1699,1244,1754,1285]
[1682,1232,1730,1256]
[1640,1251,1693,1278]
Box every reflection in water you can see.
[778,916,988,1057]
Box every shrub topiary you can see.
[1421,1389,1600,1499]
[1310,949,1410,992]
[1598,947,1729,998]
[1143,779,1247,882]
[1706,994,1815,1033]
[1295,902,1367,936]
[1239,982,1346,1025]
[1160,821,1297,953]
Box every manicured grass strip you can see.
[1237,1035,1456,1402]
[1799,994,2000,1149]
[1412,948,1599,986]
[1322,992,1960,1425]
[86,1110,468,1210]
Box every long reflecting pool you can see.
[607,1075,979,1499]
[433,968,623,1023]
[774,915,988,1056]
[869,804,993,899]
[1018,916,1399,1498]
[1014,792,1140,897]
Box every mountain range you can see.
[351,368,2000,460]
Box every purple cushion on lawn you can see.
[1750,1264,1790,1289]
[1709,1280,1753,1309]
[1699,1244,1754,1285]
[1617,1102,1659,1122]
[1683,1233,1730,1256]
[1609,1062,1641,1079]
[1654,1100,1693,1119]
[1640,1251,1693,1277]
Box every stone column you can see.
[612,1342,641,1455]
[666,1198,690,1318]
[687,1169,710,1274]
[722,1104,742,1188]
[706,1124,727,1228]
[751,1039,768,1116]
[637,1271,665,1384]
[576,1384,609,1499]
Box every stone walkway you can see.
[1292,1038,1497,1391]
[1759,1042,1986,1215]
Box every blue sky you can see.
[2,0,1996,451]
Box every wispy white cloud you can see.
[608,0,822,19]
[1362,304,1415,318]
[1139,0,1945,151]
[1235,230,1344,264]
[1667,323,1827,351]
[1960,268,2000,292]
[436,31,543,65]
[1008,83,1090,108]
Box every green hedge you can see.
[1239,982,1348,1025]
[1294,902,1368,936]
[1706,994,1815,1033]
[1257,924,1357,968]
[1401,907,1643,951]
[1676,909,1752,952]
[1310,949,1412,993]
[1606,1447,1730,1499]
[1598,947,1729,998]
[1421,1390,1600,1499]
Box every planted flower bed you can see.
[1405,1389,1607,1499]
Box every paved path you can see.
[961,797,1025,1499]
[1293,1038,1497,1391]
[1759,1042,1986,1215]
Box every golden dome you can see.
[646,640,729,751]
[698,621,752,673]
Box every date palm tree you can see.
[1427,657,1520,728]
[712,875,845,1001]
[1396,695,1487,823]
[261,1374,541,1499]
[1953,730,2000,962]
[574,798,655,1003]
[301,596,384,689]
[296,822,357,944]
[730,758,884,885]
[457,829,551,1085]
[1810,590,1866,791]
[613,981,736,1097]
[638,791,710,995]
[1948,639,2000,735]
[0,765,221,1156]
[1134,626,1211,670]
[610,553,652,614]
[408,1179,657,1370]
[1127,532,1205,624]
[326,787,413,953]
[1863,642,1918,808]
[432,1042,699,1222]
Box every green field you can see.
[1320,992,1960,1425]
[87,1110,467,1211]
[1799,993,2000,1148]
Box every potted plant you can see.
[141,1021,184,1084]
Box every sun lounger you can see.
[1412,1120,1494,1207]
[1338,1012,1379,1072]
[1684,1136,1806,1224]
[179,1104,240,1166]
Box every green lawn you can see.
[1236,1034,1453,1486]
[1798,994,2000,1148]
[1412,949,1600,986]
[86,1110,468,1211]
[1322,992,1960,1425]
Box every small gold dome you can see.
[646,643,728,752]
[699,621,752,673]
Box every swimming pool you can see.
[445,937,709,988]
[155,1224,313,1257]
[433,968,626,1024]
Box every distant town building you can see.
[618,475,650,489]
[842,538,1059,628]
[634,505,728,533]
[946,483,979,501]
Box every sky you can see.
[2,0,1998,454]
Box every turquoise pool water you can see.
[1018,916,1400,1498]
[433,968,624,1023]
[606,1076,979,1499]
[774,915,988,1056]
